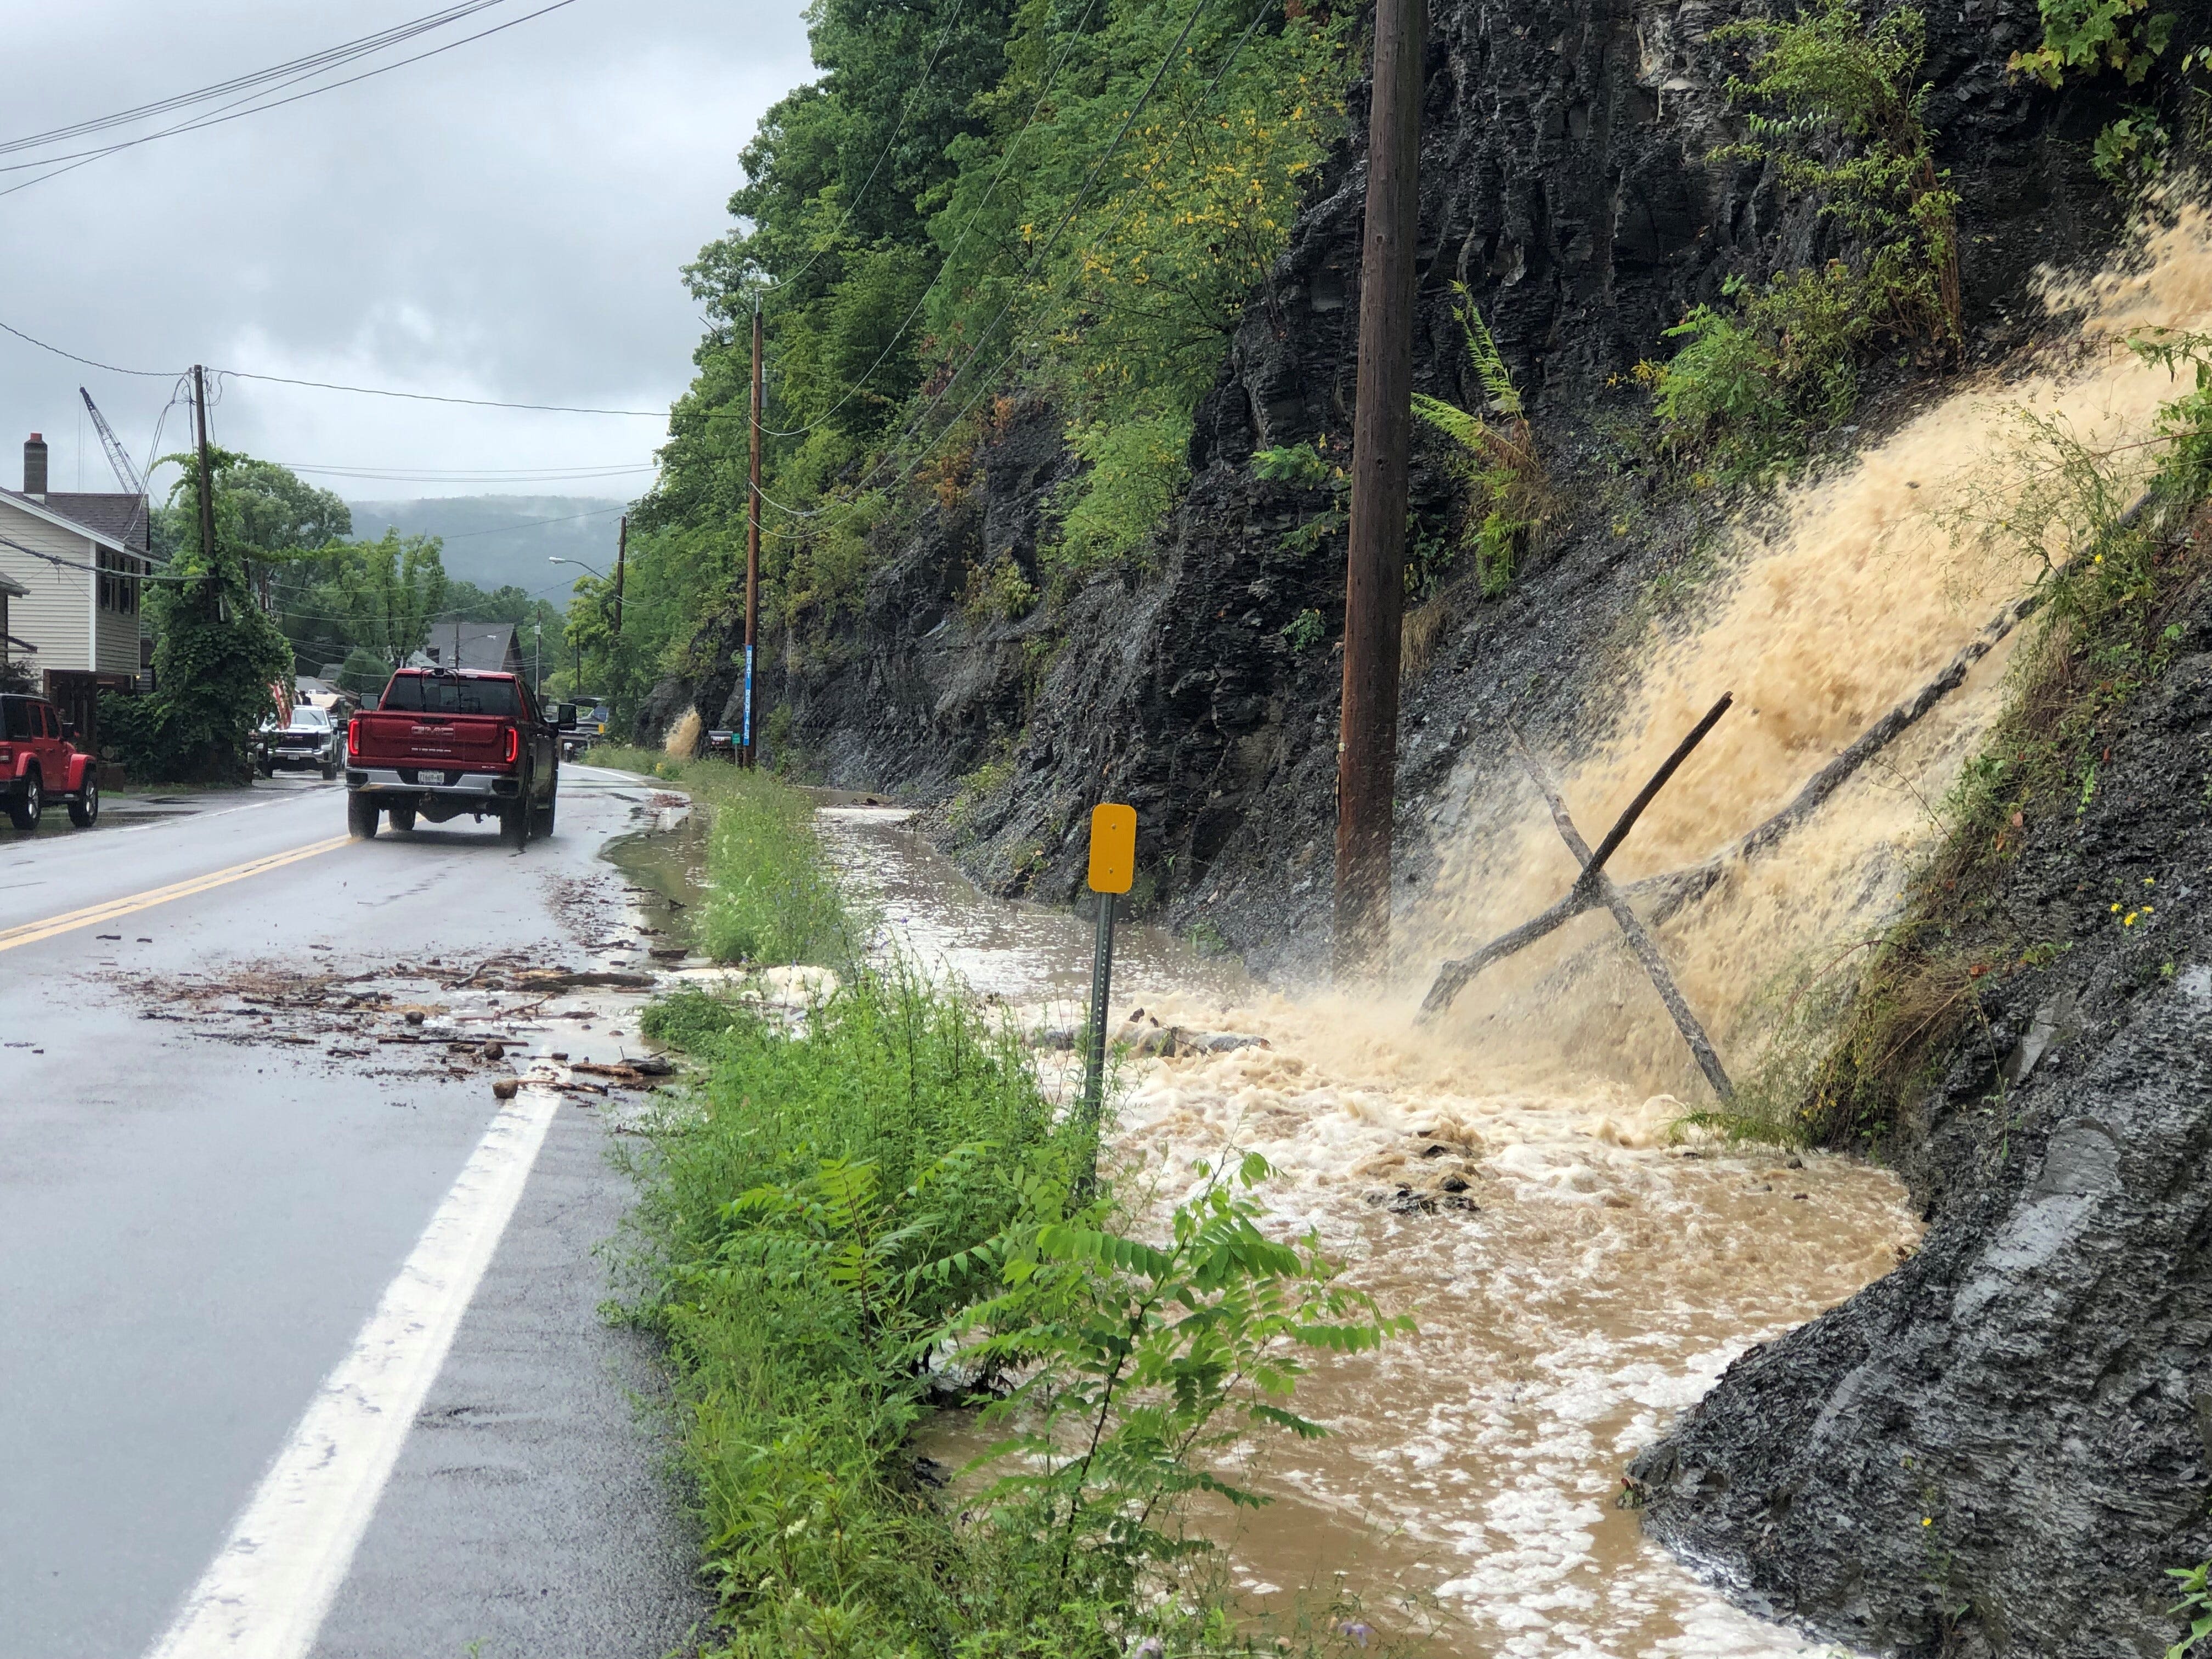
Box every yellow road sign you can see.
[1087,802,1136,894]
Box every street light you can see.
[549,555,606,580]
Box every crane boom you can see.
[78,386,146,498]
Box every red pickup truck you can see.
[345,669,573,849]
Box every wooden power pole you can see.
[1333,0,1426,983]
[613,515,627,635]
[191,365,218,608]
[743,304,763,769]
[191,366,216,555]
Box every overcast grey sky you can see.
[0,1,813,504]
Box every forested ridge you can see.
[602,0,1351,703]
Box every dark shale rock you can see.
[651,0,2132,984]
[1633,592,2212,1657]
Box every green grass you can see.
[625,968,1403,1658]
[591,748,853,968]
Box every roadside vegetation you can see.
[589,748,855,968]
[569,0,1354,721]
[1636,0,1960,481]
[594,745,1407,1651]
[628,964,1404,1657]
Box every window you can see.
[379,674,518,718]
[36,702,55,738]
[289,707,330,730]
[97,548,140,614]
[3,698,37,740]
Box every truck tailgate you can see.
[352,711,515,769]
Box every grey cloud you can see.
[1,0,812,498]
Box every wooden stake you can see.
[1511,730,1735,1102]
[1420,695,1731,1015]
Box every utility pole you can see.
[1333,0,1426,983]
[743,304,763,769]
[613,515,627,636]
[191,365,218,599]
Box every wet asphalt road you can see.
[0,768,708,1658]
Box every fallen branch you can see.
[1421,590,2041,1018]
[1420,695,1732,1016]
[1513,730,1735,1102]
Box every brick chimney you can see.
[22,433,47,498]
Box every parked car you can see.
[0,692,99,831]
[256,706,348,779]
[560,696,612,759]
[345,668,574,848]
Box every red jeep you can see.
[0,693,100,832]
[344,669,571,849]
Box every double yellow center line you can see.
[0,835,352,955]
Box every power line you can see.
[281,461,653,482]
[759,0,1222,520]
[0,2,504,157]
[0,318,173,377]
[0,1,585,204]
[756,0,1108,442]
[0,317,669,417]
[772,0,974,296]
[213,368,665,417]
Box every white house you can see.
[0,432,149,740]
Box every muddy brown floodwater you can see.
[804,806,1919,1657]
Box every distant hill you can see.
[346,496,632,603]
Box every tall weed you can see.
[629,968,1404,1656]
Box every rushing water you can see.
[637,206,2212,1654]
[819,806,1914,1656]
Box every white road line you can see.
[144,1084,563,1659]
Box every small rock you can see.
[550,1050,569,1061]
[1421,1144,1452,1159]
[404,1011,425,1026]
[1440,1175,1470,1193]
[1786,1155,1804,1169]
[481,1041,505,1061]
[492,1079,519,1100]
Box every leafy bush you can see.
[1253,438,1350,557]
[1045,411,1193,579]
[2011,0,2178,87]
[962,552,1042,623]
[1412,285,1549,594]
[627,965,1401,1656]
[1645,0,1959,474]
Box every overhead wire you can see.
[0,1,585,203]
[0,2,505,157]
[754,0,1111,441]
[755,0,1229,524]
[0,318,670,418]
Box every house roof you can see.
[423,620,521,672]
[41,492,149,551]
[0,487,148,556]
[0,569,26,598]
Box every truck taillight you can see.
[504,727,519,766]
[347,717,362,752]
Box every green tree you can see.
[104,448,296,782]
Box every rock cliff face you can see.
[656,0,2117,980]
[1631,573,2212,1656]
[641,1,2212,1647]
